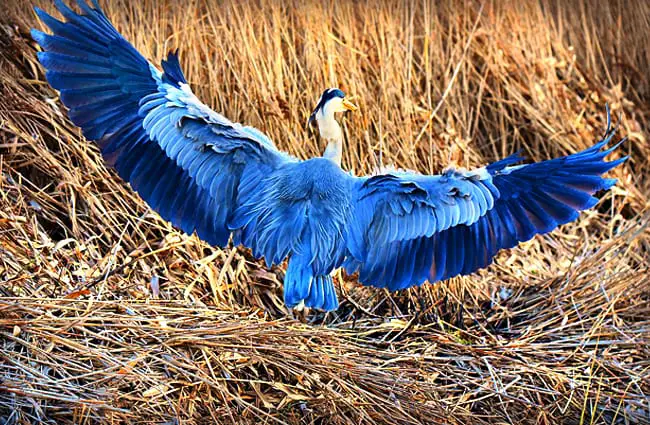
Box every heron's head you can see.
[307,88,358,131]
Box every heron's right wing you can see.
[33,1,298,254]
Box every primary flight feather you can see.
[32,1,626,311]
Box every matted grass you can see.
[1,0,649,423]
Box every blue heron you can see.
[32,1,626,311]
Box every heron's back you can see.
[278,158,353,269]
[231,157,353,272]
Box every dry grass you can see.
[1,0,649,423]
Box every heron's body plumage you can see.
[33,1,626,311]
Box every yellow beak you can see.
[342,98,359,111]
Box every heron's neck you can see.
[323,138,342,166]
[317,112,343,166]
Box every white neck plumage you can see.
[317,104,344,167]
[322,136,342,166]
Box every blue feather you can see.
[61,88,123,107]
[35,8,108,51]
[32,29,105,58]
[161,50,187,86]
[322,277,338,311]
[284,255,312,307]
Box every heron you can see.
[32,1,626,311]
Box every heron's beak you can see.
[342,98,358,111]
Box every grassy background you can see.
[1,0,649,423]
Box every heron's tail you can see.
[284,256,338,311]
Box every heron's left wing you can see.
[343,130,624,290]
[32,0,295,250]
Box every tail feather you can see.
[284,256,312,308]
[285,257,338,311]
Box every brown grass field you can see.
[1,0,649,423]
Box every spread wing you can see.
[344,122,625,290]
[32,0,303,261]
